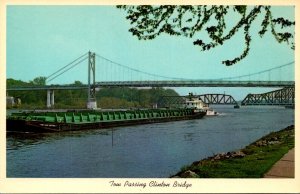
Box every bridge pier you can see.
[47,90,55,108]
[87,99,97,109]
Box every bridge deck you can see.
[6,80,295,91]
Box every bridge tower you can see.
[87,51,97,109]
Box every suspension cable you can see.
[95,54,189,80]
[46,52,88,81]
[45,51,294,83]
[96,53,293,81]
[217,61,294,80]
[47,56,88,83]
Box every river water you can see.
[7,106,294,178]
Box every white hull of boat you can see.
[206,109,219,116]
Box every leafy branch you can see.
[117,5,295,66]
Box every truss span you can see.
[241,87,295,106]
[197,94,238,105]
[158,94,238,108]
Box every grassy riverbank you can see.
[172,125,294,178]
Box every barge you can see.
[7,108,206,133]
[7,93,209,133]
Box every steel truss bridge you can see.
[158,94,238,108]
[241,87,295,106]
[198,94,238,105]
[160,88,295,107]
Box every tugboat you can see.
[184,93,206,112]
[184,93,218,116]
[204,107,219,116]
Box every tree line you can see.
[7,77,179,109]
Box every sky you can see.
[6,6,295,100]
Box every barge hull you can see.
[7,109,205,133]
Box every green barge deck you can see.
[7,108,206,133]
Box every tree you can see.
[117,5,295,66]
[30,76,47,85]
[74,80,83,86]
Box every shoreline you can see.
[171,125,295,178]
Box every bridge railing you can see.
[94,80,295,87]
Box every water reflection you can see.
[7,128,115,151]
[183,132,195,141]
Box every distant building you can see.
[6,96,21,108]
[6,96,15,107]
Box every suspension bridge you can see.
[7,51,295,108]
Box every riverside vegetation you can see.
[172,125,295,178]
[7,78,178,109]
